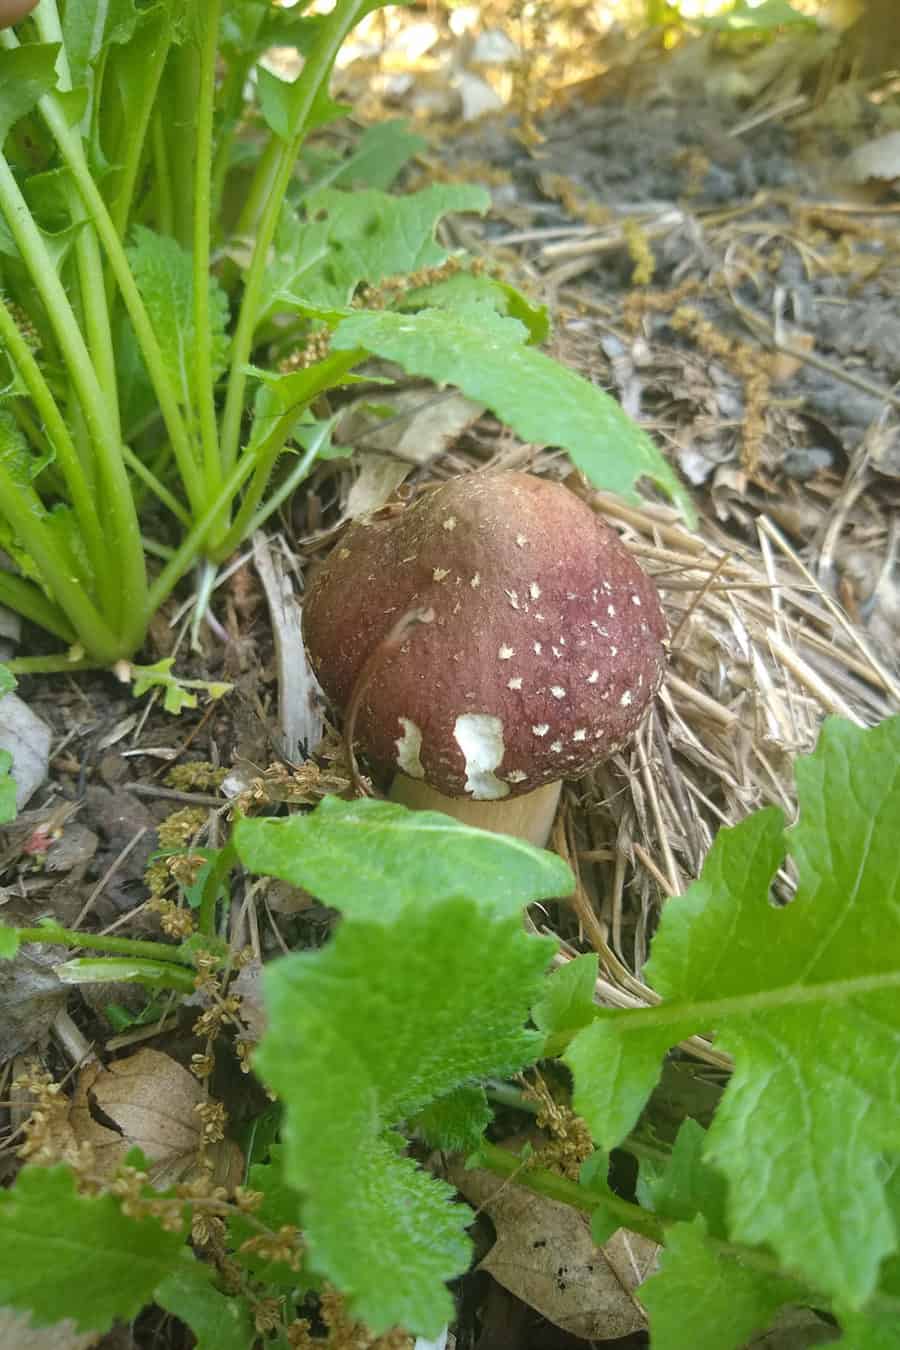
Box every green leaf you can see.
[256,899,556,1334]
[0,747,17,825]
[532,952,598,1038]
[699,0,817,30]
[226,1146,310,1289]
[0,923,19,958]
[257,64,348,141]
[566,716,900,1310]
[125,226,229,411]
[414,1085,493,1153]
[261,184,489,317]
[155,1253,256,1350]
[636,1119,729,1238]
[0,1164,185,1333]
[0,666,16,697]
[399,270,550,344]
[233,796,574,922]
[639,1217,804,1350]
[0,45,59,146]
[332,306,693,521]
[331,119,426,191]
[62,0,141,100]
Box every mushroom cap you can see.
[302,472,668,800]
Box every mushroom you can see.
[302,471,668,846]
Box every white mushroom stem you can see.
[389,773,563,848]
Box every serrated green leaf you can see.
[331,119,426,191]
[636,1119,729,1238]
[399,271,550,344]
[261,184,489,317]
[332,306,693,521]
[125,226,229,411]
[532,952,598,1037]
[0,747,16,825]
[699,0,817,30]
[233,796,574,922]
[414,1085,493,1153]
[0,45,59,145]
[155,1253,256,1350]
[566,716,900,1310]
[256,899,555,1333]
[639,1217,804,1350]
[0,922,19,958]
[0,1165,184,1333]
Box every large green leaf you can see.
[125,226,229,410]
[155,1255,256,1350]
[332,305,693,520]
[0,45,59,146]
[565,716,900,1310]
[255,898,555,1334]
[233,796,574,922]
[0,1165,184,1333]
[260,184,489,317]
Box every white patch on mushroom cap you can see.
[507,676,523,690]
[395,718,426,779]
[498,644,515,660]
[453,713,510,800]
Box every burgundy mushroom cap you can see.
[302,472,668,801]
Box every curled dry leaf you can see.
[0,926,67,1060]
[449,1160,658,1341]
[0,692,51,811]
[69,1048,241,1187]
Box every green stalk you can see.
[476,1141,668,1246]
[144,438,276,615]
[11,924,197,965]
[0,297,106,580]
[107,15,171,242]
[0,573,76,645]
[151,108,175,237]
[0,468,122,661]
[4,654,100,674]
[197,839,236,937]
[214,348,365,559]
[193,0,223,502]
[54,957,196,994]
[120,443,192,528]
[0,156,146,652]
[219,0,371,476]
[168,43,197,251]
[33,90,205,516]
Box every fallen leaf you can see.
[847,129,900,183]
[0,929,67,1059]
[450,1160,657,1340]
[70,1048,206,1185]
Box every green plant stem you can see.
[120,443,192,528]
[197,839,237,937]
[151,107,175,237]
[476,1141,668,1246]
[0,467,122,662]
[54,957,197,994]
[11,926,197,966]
[32,84,205,517]
[0,297,106,581]
[193,0,223,503]
[219,0,371,477]
[144,441,274,615]
[107,16,171,242]
[4,654,101,675]
[0,574,76,645]
[214,348,364,558]
[168,43,197,251]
